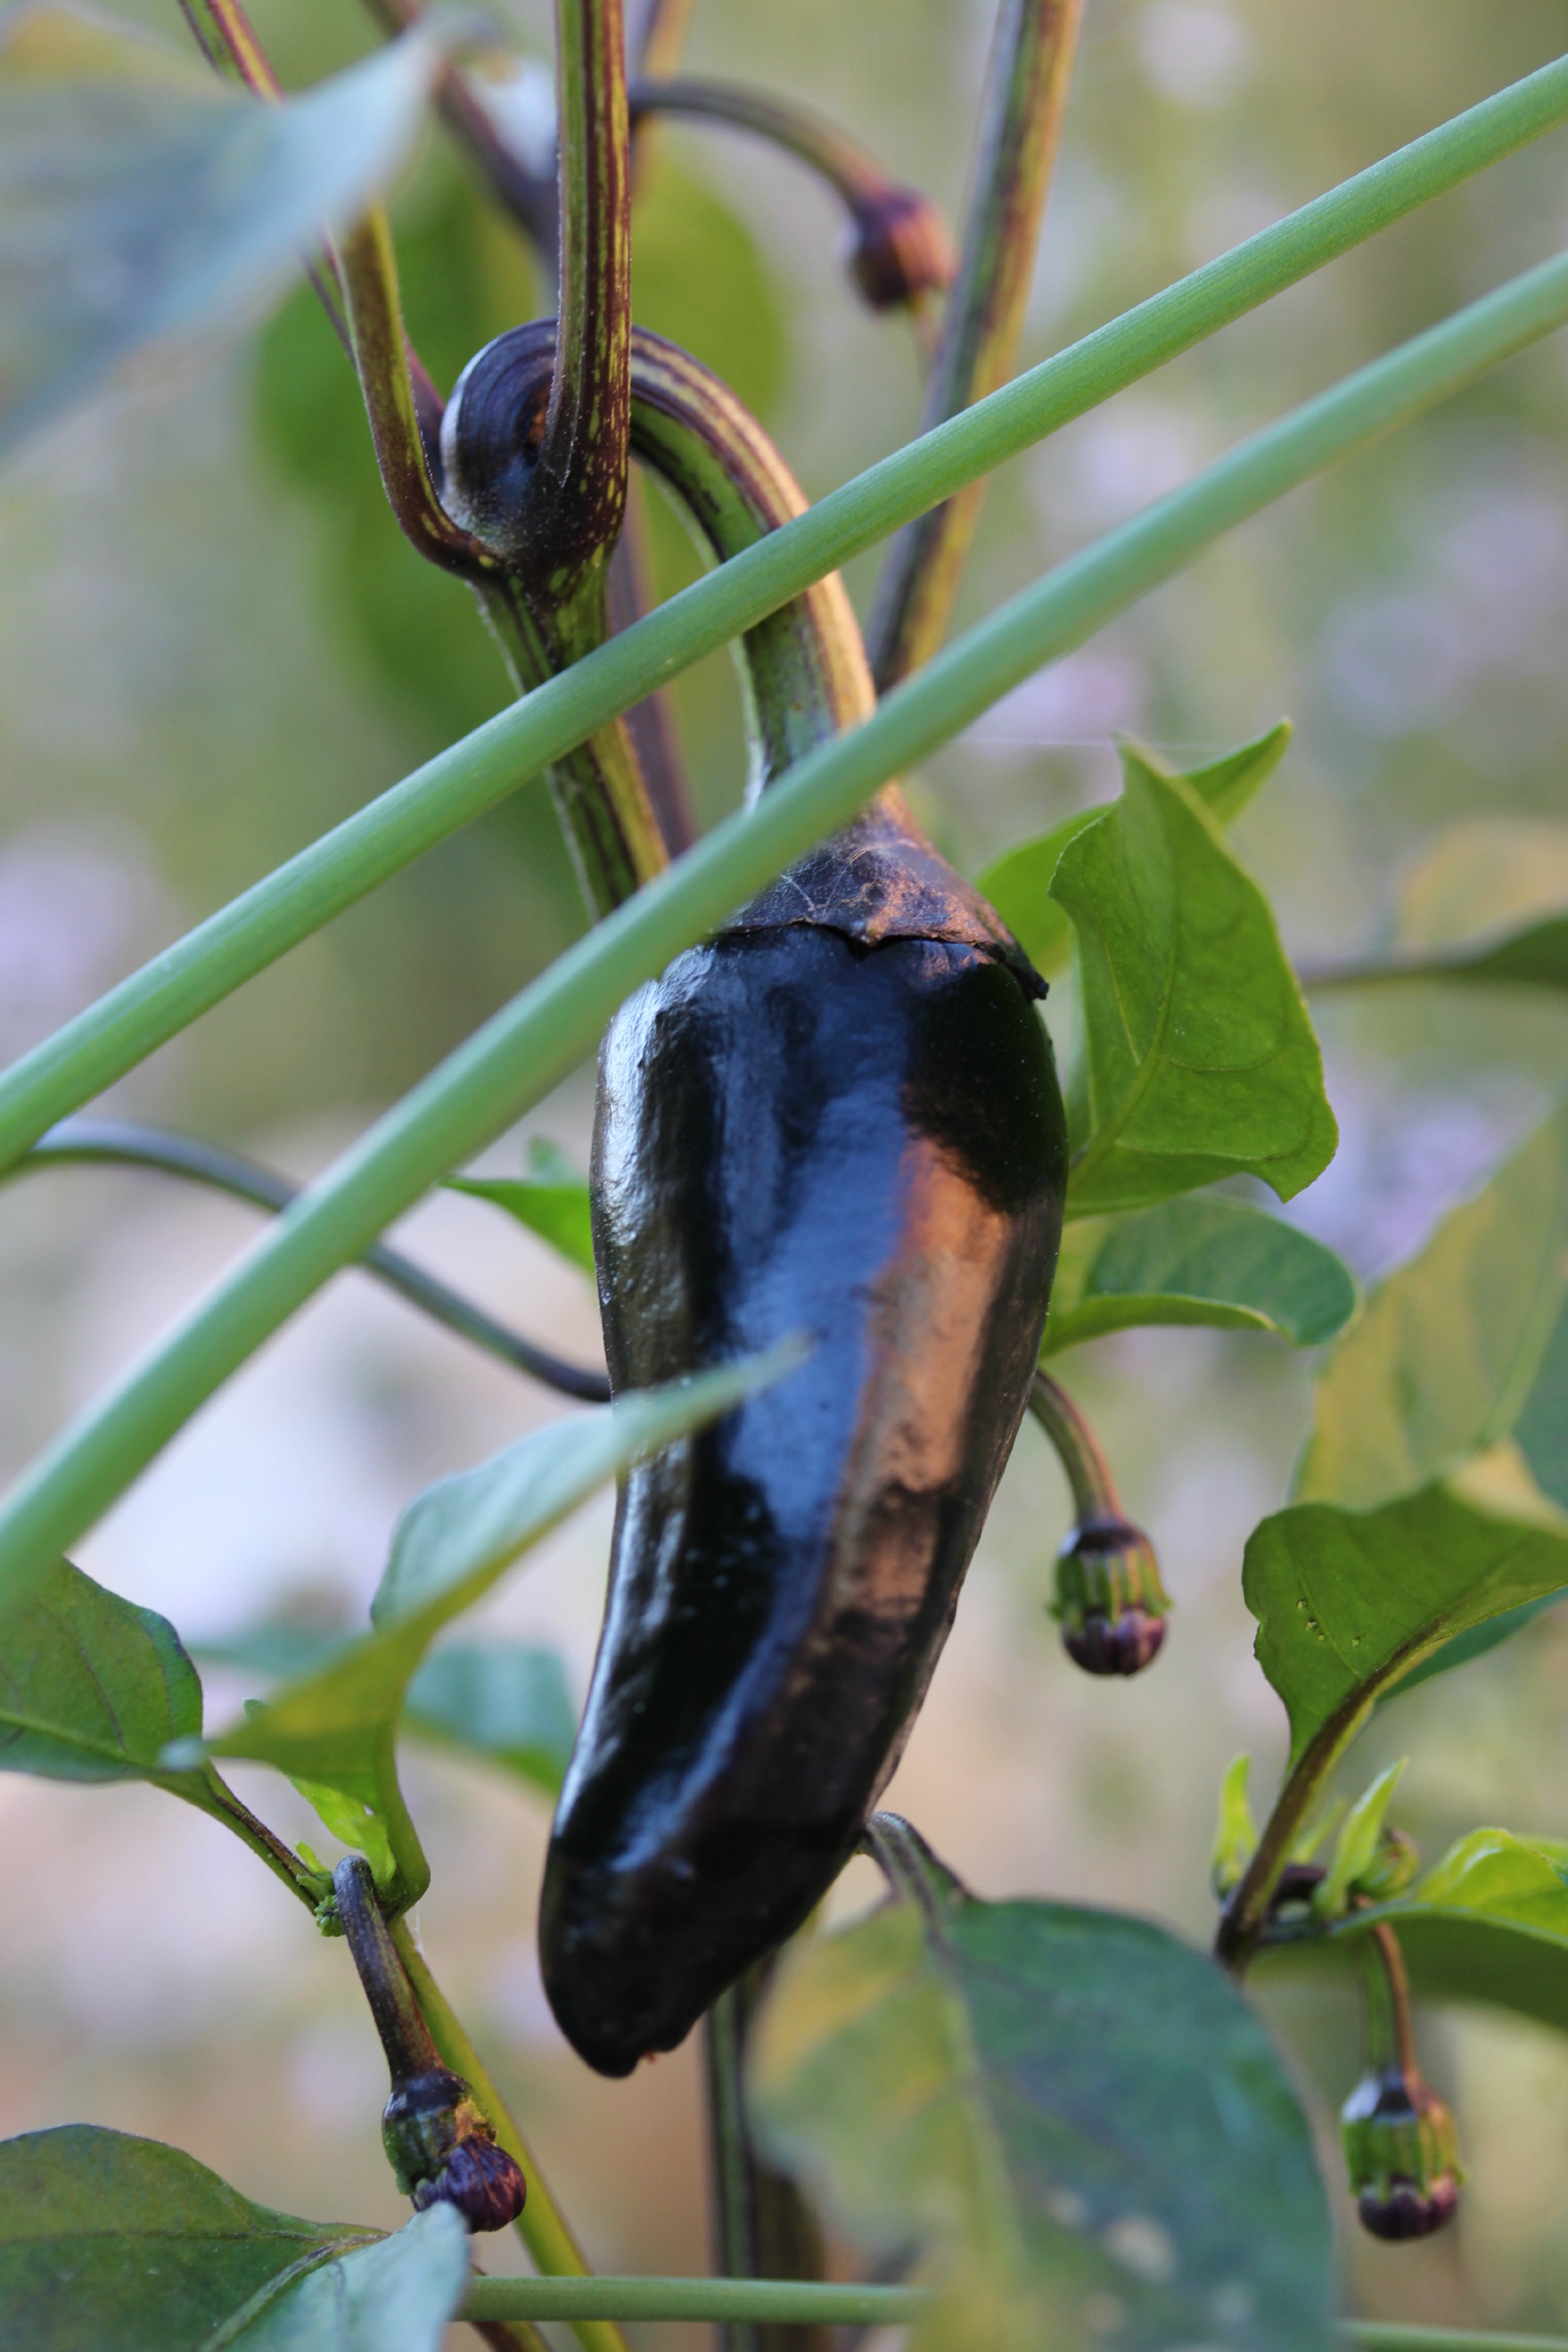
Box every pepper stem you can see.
[1028,1370,1119,1520]
[333,1857,442,2085]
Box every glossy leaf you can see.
[0,2124,376,2350]
[751,1818,1333,2352]
[975,722,1291,980]
[1051,746,1337,1218]
[0,11,448,460]
[0,1557,206,1787]
[223,2205,469,2352]
[1043,1196,1357,1353]
[449,1140,595,1278]
[1245,1483,1568,1777]
[1298,1103,1568,1510]
[207,1350,797,1805]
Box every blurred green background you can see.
[4,0,1568,2338]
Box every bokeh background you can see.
[4,0,1568,2338]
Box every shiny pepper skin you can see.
[540,793,1068,2076]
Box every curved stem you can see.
[869,0,1084,687]
[1027,1370,1119,1520]
[391,1919,632,2352]
[0,51,1563,1167]
[17,1119,610,1404]
[178,1763,327,1910]
[7,246,1568,1605]
[627,78,955,311]
[335,1855,442,2081]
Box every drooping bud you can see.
[382,2065,527,2232]
[1028,1371,1172,1679]
[845,185,956,310]
[1052,1514,1170,1676]
[1340,2066,1462,2241]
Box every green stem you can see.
[391,1920,632,2352]
[177,1764,326,1910]
[1,52,1564,1167]
[8,242,1568,1608]
[17,1120,610,1401]
[868,0,1083,686]
[461,2280,929,2328]
[705,1972,828,2352]
[1027,1370,1119,1520]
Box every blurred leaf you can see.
[0,2123,376,2350]
[207,1349,800,1805]
[975,722,1290,980]
[1051,745,1336,1217]
[1245,1484,1568,1776]
[1296,1104,1568,1511]
[252,160,544,754]
[1314,1759,1404,1920]
[1311,916,1568,995]
[0,13,446,460]
[1043,1196,1357,1353]
[404,1640,576,1795]
[196,1618,577,1796]
[223,2206,469,2351]
[632,155,786,422]
[0,1557,204,1786]
[449,1138,595,1277]
[751,1816,1333,2352]
[1397,818,1568,949]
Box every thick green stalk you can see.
[391,1920,631,2352]
[461,2279,929,2327]
[1,52,1565,1166]
[4,245,1568,1608]
[869,0,1082,685]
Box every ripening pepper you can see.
[539,792,1067,2076]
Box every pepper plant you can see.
[5,3,1568,2347]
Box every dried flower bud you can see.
[382,2066,527,2233]
[1340,2066,1462,2241]
[1052,1515,1170,1677]
[845,186,956,310]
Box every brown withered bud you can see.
[845,185,957,310]
[383,2066,527,2234]
[1053,1514,1170,1678]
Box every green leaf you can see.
[751,1818,1333,2352]
[1296,1104,1568,1511]
[1244,1484,1568,1780]
[1210,1754,1258,1898]
[0,13,447,461]
[0,2123,377,2350]
[1318,913,1568,993]
[1314,1759,1405,1920]
[1259,1829,1568,2038]
[197,1620,578,1797]
[1043,1196,1357,1353]
[974,722,1291,980]
[0,1557,205,1786]
[448,1140,595,1278]
[1050,745,1337,1218]
[632,156,786,423]
[207,1350,799,1808]
[403,1641,576,1796]
[220,2206,469,2352]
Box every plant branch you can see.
[627,77,955,312]
[0,56,1564,1167]
[1028,1370,1119,1519]
[460,2278,930,2328]
[177,1764,327,1909]
[16,1119,610,1402]
[391,1920,632,2352]
[705,1969,828,2352]
[870,0,1083,688]
[7,242,1568,1600]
